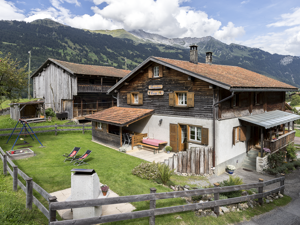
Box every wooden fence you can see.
[0,147,53,220]
[164,147,213,175]
[0,145,285,225]
[0,124,92,137]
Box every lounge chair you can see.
[63,147,81,162]
[73,150,92,166]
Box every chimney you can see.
[206,52,213,64]
[189,44,198,64]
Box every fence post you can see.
[13,165,18,191]
[258,178,264,205]
[213,183,220,216]
[280,173,285,195]
[49,196,58,222]
[26,178,33,210]
[82,123,85,134]
[55,124,57,136]
[149,187,157,225]
[3,154,7,176]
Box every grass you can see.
[1,98,38,109]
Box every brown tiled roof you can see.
[154,57,296,89]
[85,107,154,126]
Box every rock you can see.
[237,208,240,212]
[175,216,182,220]
[184,185,191,189]
[275,196,279,199]
[199,200,204,203]
[198,209,203,212]
[278,193,284,198]
[266,199,270,203]
[220,206,230,213]
[270,199,273,202]
[182,173,187,176]
[202,195,209,201]
[242,191,248,196]
[170,186,176,191]
[210,212,217,218]
[247,202,254,208]
[231,207,236,212]
[184,188,189,191]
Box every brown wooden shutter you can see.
[187,92,194,107]
[201,127,209,145]
[233,127,236,145]
[127,93,131,105]
[170,124,178,152]
[138,93,143,105]
[240,126,247,142]
[169,93,175,106]
[159,65,163,77]
[148,67,153,78]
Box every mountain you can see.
[0,19,299,88]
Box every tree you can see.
[290,94,300,106]
[0,52,27,108]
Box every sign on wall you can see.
[148,90,164,95]
[148,85,163,89]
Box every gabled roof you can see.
[31,58,130,78]
[85,107,154,127]
[108,56,298,93]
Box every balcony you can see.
[77,84,112,93]
[264,130,296,153]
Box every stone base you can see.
[215,152,246,176]
[256,155,269,173]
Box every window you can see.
[153,66,159,78]
[127,92,143,105]
[254,92,262,105]
[233,126,246,145]
[231,94,239,107]
[190,126,202,142]
[96,122,102,130]
[177,93,187,106]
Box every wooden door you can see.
[62,99,73,119]
[178,125,187,151]
[170,124,178,152]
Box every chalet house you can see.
[86,45,300,175]
[31,59,130,119]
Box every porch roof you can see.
[85,107,154,127]
[239,110,300,129]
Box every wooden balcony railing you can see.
[77,84,112,93]
[264,130,296,153]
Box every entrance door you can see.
[170,124,178,152]
[62,99,73,119]
[178,125,187,151]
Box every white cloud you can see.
[0,0,25,21]
[241,0,250,4]
[214,22,245,44]
[268,7,300,27]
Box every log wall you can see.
[164,147,213,175]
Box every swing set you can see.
[6,119,44,150]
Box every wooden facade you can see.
[119,62,214,119]
[92,122,120,148]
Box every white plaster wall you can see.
[127,114,213,148]
[215,118,248,166]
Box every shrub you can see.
[293,159,300,168]
[132,162,159,180]
[286,163,295,171]
[157,163,175,185]
[219,175,243,198]
[192,195,202,201]
[165,146,172,152]
[267,151,285,169]
[45,108,55,117]
[286,143,297,160]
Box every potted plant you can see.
[101,184,109,196]
[165,146,172,154]
[226,165,236,174]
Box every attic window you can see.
[153,66,159,78]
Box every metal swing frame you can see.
[6,119,44,150]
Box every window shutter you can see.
[127,93,131,105]
[233,127,236,145]
[169,93,175,106]
[159,65,163,77]
[138,93,143,105]
[240,126,247,142]
[148,67,153,78]
[201,127,209,145]
[187,92,194,107]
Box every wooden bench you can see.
[136,143,159,154]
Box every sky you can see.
[1,0,300,56]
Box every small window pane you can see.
[197,127,201,141]
[97,122,102,129]
[133,94,139,104]
[190,127,195,140]
[153,66,159,77]
[178,93,187,105]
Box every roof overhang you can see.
[31,59,74,78]
[107,56,232,94]
[230,88,298,92]
[239,110,300,129]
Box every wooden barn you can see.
[86,45,300,175]
[31,59,130,119]
[10,100,45,122]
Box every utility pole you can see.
[28,51,31,99]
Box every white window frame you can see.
[177,92,187,106]
[97,122,102,130]
[190,126,201,142]
[153,66,159,78]
[133,93,139,104]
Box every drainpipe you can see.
[212,91,235,167]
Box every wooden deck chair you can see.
[73,150,92,166]
[63,147,81,162]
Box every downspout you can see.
[212,91,235,168]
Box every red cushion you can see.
[70,152,76,157]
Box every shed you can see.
[10,100,46,122]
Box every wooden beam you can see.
[260,128,264,157]
[96,100,99,112]
[81,98,83,116]
[101,77,103,92]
